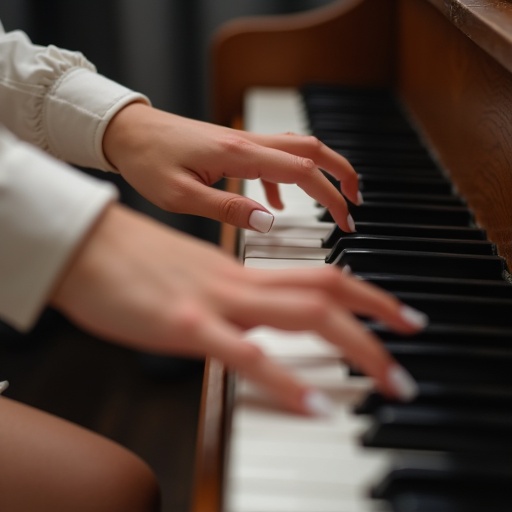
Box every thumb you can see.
[181,180,275,232]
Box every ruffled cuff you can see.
[44,67,150,171]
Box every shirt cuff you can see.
[44,67,150,172]
[0,131,119,331]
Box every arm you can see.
[0,22,359,232]
[0,22,149,171]
[0,125,117,330]
[103,103,362,233]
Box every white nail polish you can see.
[248,210,274,233]
[0,381,9,394]
[388,366,418,401]
[304,390,334,417]
[357,191,364,205]
[347,214,356,232]
[400,305,429,329]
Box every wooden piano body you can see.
[192,1,512,510]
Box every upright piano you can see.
[192,1,512,511]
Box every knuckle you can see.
[303,291,331,321]
[295,156,316,177]
[305,135,323,153]
[170,300,204,337]
[316,265,343,291]
[218,195,245,224]
[237,342,265,369]
[219,135,252,154]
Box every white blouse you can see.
[0,20,150,331]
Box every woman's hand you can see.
[102,103,361,233]
[51,203,426,416]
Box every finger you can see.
[246,132,362,206]
[182,303,332,416]
[247,266,429,334]
[261,181,284,210]
[172,177,275,232]
[217,140,355,232]
[225,286,418,401]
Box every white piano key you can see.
[244,245,330,260]
[243,180,318,212]
[245,327,341,358]
[271,214,327,227]
[244,258,325,269]
[244,224,333,243]
[228,486,380,512]
[242,236,323,248]
[244,87,308,135]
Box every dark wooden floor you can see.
[0,310,204,512]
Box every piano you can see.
[192,1,512,511]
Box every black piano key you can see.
[356,166,444,178]
[335,149,436,168]
[383,342,512,385]
[361,404,512,454]
[333,249,506,280]
[372,324,512,348]
[319,135,427,153]
[353,192,464,205]
[354,381,512,415]
[391,292,512,328]
[325,235,495,263]
[304,95,400,115]
[357,273,512,298]
[358,175,454,195]
[338,247,506,278]
[322,223,487,247]
[321,203,472,226]
[370,454,512,512]
[310,115,416,136]
[350,341,512,384]
[388,490,510,512]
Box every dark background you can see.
[0,2,333,511]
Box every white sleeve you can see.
[0,125,118,331]
[0,23,150,171]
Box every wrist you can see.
[102,101,152,171]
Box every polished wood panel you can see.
[211,0,396,126]
[399,0,512,267]
[427,0,512,74]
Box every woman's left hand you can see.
[103,103,361,233]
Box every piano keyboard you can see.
[225,87,512,512]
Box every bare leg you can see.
[0,397,160,512]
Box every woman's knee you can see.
[0,397,160,512]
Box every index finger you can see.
[229,140,355,232]
[247,132,362,206]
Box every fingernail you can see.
[357,191,364,205]
[249,210,274,233]
[400,305,429,329]
[347,214,356,232]
[388,366,418,401]
[0,381,9,394]
[342,264,352,275]
[303,390,334,417]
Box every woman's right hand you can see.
[51,202,427,416]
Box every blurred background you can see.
[0,2,334,511]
